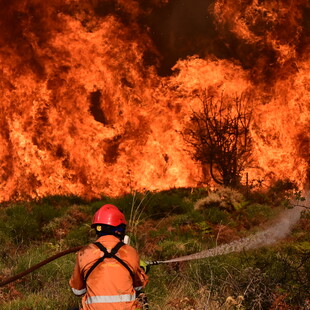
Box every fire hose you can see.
[0,246,84,287]
[0,245,168,287]
[0,204,308,288]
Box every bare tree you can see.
[183,92,253,187]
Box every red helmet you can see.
[92,204,127,227]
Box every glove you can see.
[140,259,150,274]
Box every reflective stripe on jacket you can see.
[69,235,149,310]
[85,294,136,304]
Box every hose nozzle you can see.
[145,260,161,266]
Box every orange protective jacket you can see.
[69,235,149,310]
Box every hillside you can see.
[0,184,309,309]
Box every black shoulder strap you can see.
[84,241,135,283]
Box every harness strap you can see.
[84,241,135,283]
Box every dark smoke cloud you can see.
[0,0,309,80]
[0,0,64,79]
[139,0,221,75]
[99,0,309,81]
[300,6,310,54]
[139,0,309,81]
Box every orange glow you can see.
[0,0,309,201]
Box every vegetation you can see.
[183,91,253,187]
[0,183,309,310]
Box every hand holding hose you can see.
[140,260,151,274]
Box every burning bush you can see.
[183,91,253,188]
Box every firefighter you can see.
[69,204,149,310]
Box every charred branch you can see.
[183,92,253,187]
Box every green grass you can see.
[0,188,309,309]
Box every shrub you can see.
[244,203,275,226]
[195,187,246,212]
[64,225,93,247]
[38,195,87,207]
[2,203,63,244]
[87,189,199,222]
[42,205,91,240]
[265,179,299,207]
[202,206,230,225]
[4,204,41,244]
[171,211,202,226]
[146,190,193,219]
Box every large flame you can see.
[0,0,309,201]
